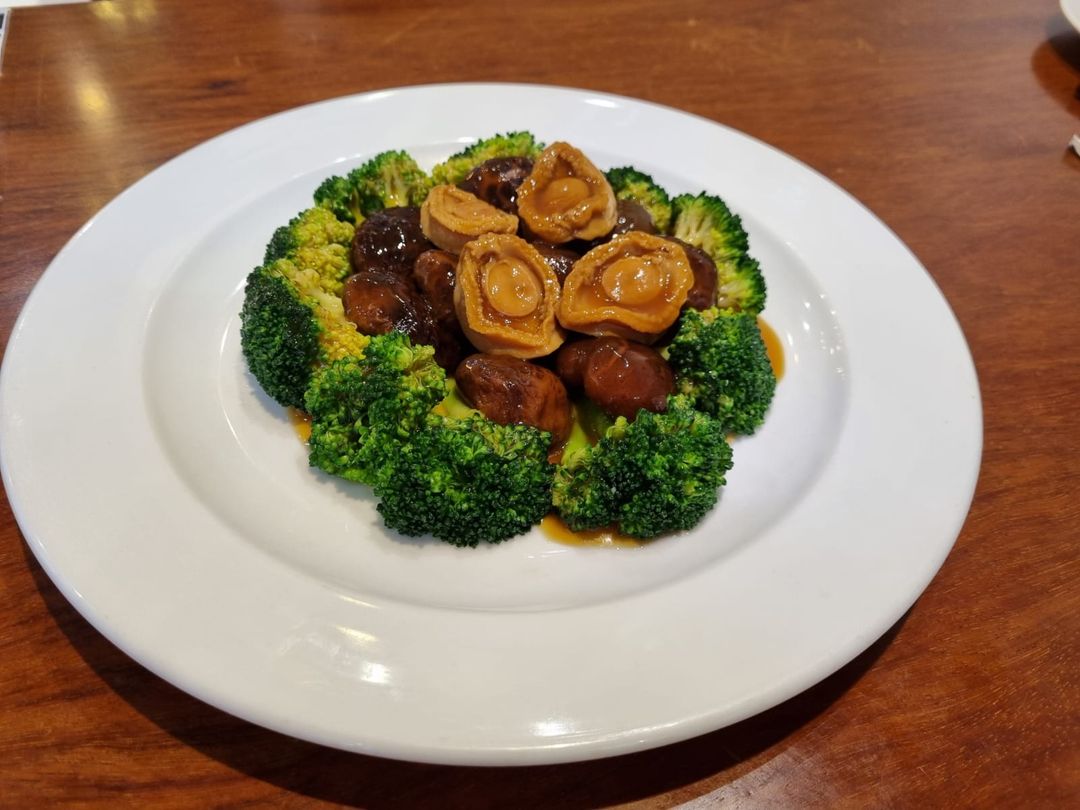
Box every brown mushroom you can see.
[515,142,618,243]
[342,270,438,348]
[455,354,572,447]
[413,249,468,369]
[458,156,534,214]
[553,338,595,391]
[668,237,719,310]
[453,233,565,358]
[609,199,657,237]
[557,231,694,343]
[530,241,581,285]
[581,337,675,420]
[420,184,519,254]
[351,207,433,276]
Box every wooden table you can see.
[1,1,1077,805]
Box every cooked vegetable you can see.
[670,193,766,314]
[341,269,439,348]
[240,207,367,409]
[350,206,433,275]
[664,306,776,435]
[455,354,573,448]
[578,337,675,421]
[431,131,544,186]
[605,167,673,233]
[305,332,447,489]
[305,332,555,546]
[458,156,534,214]
[315,150,432,224]
[552,396,734,538]
[377,415,555,547]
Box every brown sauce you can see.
[540,513,645,548]
[758,317,785,380]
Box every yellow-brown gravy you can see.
[288,407,312,444]
[540,513,645,548]
[758,317,785,380]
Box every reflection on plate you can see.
[0,84,982,765]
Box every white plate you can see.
[1064,0,1080,31]
[0,84,981,765]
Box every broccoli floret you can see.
[313,150,432,224]
[671,193,766,314]
[313,174,363,225]
[376,415,554,547]
[264,206,355,268]
[304,333,554,545]
[552,397,734,538]
[349,150,432,217]
[240,208,367,408]
[239,269,321,409]
[605,167,674,232]
[664,307,776,435]
[431,131,544,186]
[305,333,447,488]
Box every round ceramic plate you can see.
[0,84,981,765]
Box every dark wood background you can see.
[1,1,1077,806]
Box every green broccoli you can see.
[552,397,734,538]
[263,205,355,270]
[314,150,432,224]
[431,131,545,186]
[304,332,555,545]
[305,333,447,489]
[240,207,367,409]
[664,307,776,435]
[605,166,674,232]
[313,174,362,225]
[376,415,555,547]
[670,193,766,314]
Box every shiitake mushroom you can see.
[413,249,469,369]
[609,199,657,238]
[668,237,719,311]
[555,337,674,421]
[351,207,433,276]
[342,269,439,349]
[530,241,581,285]
[458,156,534,214]
[455,353,573,448]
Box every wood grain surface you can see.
[1,1,1078,806]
